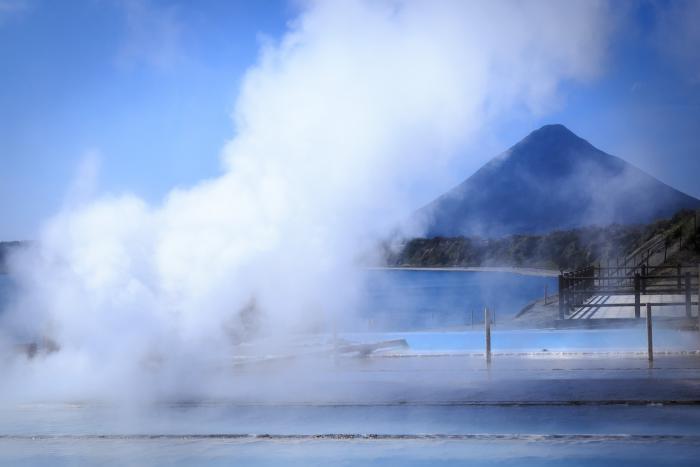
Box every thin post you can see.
[606,259,609,287]
[570,273,575,308]
[685,272,692,318]
[484,307,491,363]
[646,303,653,362]
[558,274,565,319]
[678,265,682,289]
[634,273,641,319]
[641,264,647,294]
[544,284,548,306]
[594,264,597,288]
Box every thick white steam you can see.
[1,0,612,400]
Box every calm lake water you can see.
[0,270,556,331]
[357,269,557,330]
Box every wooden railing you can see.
[614,210,699,275]
[558,265,700,320]
[558,210,700,320]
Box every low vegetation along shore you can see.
[3,211,699,277]
[385,210,700,272]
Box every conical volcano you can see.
[419,124,700,237]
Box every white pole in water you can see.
[485,307,491,363]
[646,303,653,363]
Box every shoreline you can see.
[370,266,560,277]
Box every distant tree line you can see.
[385,210,700,271]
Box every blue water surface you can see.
[0,269,555,331]
[357,269,556,331]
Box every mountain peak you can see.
[419,126,700,237]
[531,123,574,136]
[511,124,590,156]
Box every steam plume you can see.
[1,0,613,399]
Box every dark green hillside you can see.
[387,210,700,271]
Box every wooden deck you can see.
[559,263,700,324]
[570,293,698,319]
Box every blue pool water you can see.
[344,328,700,353]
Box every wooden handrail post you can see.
[484,307,491,363]
[605,260,609,288]
[646,303,653,363]
[558,274,565,319]
[634,273,641,319]
[685,272,692,318]
[593,264,597,288]
[697,265,700,326]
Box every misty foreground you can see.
[3,266,700,465]
[3,342,700,466]
[2,264,699,465]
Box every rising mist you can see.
[0,0,614,401]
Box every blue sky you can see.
[1,0,699,240]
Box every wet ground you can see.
[3,349,700,466]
